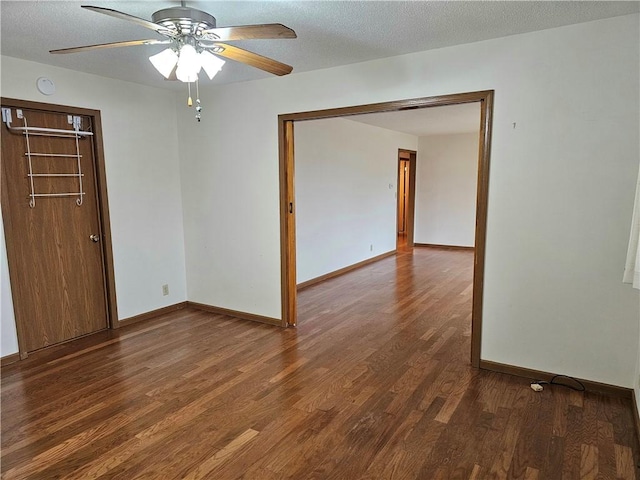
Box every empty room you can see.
[1,1,639,478]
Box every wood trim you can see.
[187,301,281,327]
[407,151,417,247]
[414,243,475,251]
[395,152,418,247]
[396,155,406,237]
[279,91,494,122]
[279,119,296,327]
[297,251,396,291]
[634,389,640,447]
[471,91,493,368]
[397,149,417,247]
[0,97,118,355]
[91,112,119,329]
[480,360,633,398]
[0,352,21,366]
[279,90,494,369]
[118,302,188,327]
[0,98,103,117]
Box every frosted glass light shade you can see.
[200,51,225,80]
[149,48,178,79]
[176,44,201,83]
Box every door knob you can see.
[90,234,100,243]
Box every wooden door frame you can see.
[279,90,493,367]
[397,149,417,247]
[1,97,119,359]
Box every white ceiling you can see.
[1,1,638,90]
[347,102,481,137]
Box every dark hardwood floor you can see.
[1,247,638,479]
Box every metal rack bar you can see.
[23,132,89,139]
[30,192,86,198]
[28,174,85,178]
[24,119,36,208]
[25,153,83,158]
[3,107,93,138]
[8,125,93,137]
[73,131,84,206]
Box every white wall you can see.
[1,56,188,356]
[415,132,479,247]
[1,213,19,356]
[178,14,640,387]
[295,118,417,283]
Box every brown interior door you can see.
[1,105,108,352]
[397,159,410,234]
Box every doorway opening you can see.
[396,149,416,252]
[279,90,493,367]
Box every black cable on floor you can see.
[531,374,585,392]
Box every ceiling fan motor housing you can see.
[151,7,216,36]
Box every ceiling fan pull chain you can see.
[187,82,193,107]
[195,79,202,122]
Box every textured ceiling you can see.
[1,1,638,90]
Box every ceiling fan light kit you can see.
[175,44,200,82]
[200,51,225,80]
[50,3,296,121]
[148,48,178,78]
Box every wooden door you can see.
[397,159,410,234]
[1,104,108,353]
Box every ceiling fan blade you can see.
[50,39,170,54]
[203,24,296,41]
[81,5,172,35]
[212,43,293,76]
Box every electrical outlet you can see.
[370,244,374,252]
[162,284,169,296]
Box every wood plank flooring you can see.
[2,247,638,479]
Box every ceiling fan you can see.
[50,2,296,119]
[51,2,296,78]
